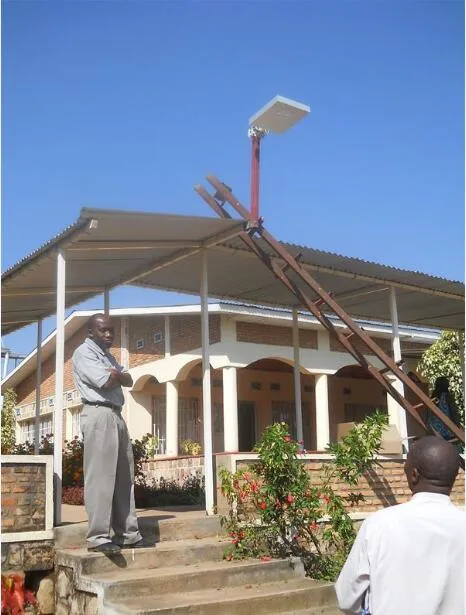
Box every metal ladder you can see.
[195,175,464,447]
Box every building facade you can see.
[4,303,437,455]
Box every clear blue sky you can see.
[2,0,464,359]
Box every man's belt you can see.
[82,400,122,411]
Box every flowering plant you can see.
[219,412,388,580]
[1,573,37,615]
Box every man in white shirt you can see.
[335,435,464,615]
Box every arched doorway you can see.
[238,358,316,451]
[329,364,387,440]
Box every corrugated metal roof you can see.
[2,207,464,335]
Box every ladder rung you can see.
[379,360,405,375]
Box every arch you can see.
[244,357,309,375]
[334,365,373,379]
[132,374,160,392]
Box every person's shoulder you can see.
[363,501,411,530]
[73,339,92,359]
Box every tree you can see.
[1,389,17,453]
[417,331,464,424]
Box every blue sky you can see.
[2,0,464,360]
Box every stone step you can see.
[83,558,306,601]
[101,578,338,615]
[55,513,221,549]
[56,537,228,576]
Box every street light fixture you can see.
[248,95,310,222]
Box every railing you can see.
[16,389,82,420]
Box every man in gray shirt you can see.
[72,313,143,554]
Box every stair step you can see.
[84,558,306,600]
[56,537,228,576]
[54,511,221,549]
[102,578,338,615]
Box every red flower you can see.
[261,555,272,562]
[286,493,295,504]
[283,436,291,443]
[258,501,267,510]
[309,521,319,531]
[323,495,331,504]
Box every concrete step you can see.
[55,512,221,549]
[56,537,229,576]
[83,558,306,601]
[102,578,338,615]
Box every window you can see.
[20,416,54,444]
[190,378,202,387]
[271,401,296,435]
[251,382,262,391]
[152,397,166,455]
[135,338,144,350]
[71,408,82,439]
[153,332,164,344]
[344,404,388,423]
[270,382,281,391]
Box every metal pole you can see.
[389,287,409,451]
[54,249,66,525]
[2,350,9,380]
[104,288,110,316]
[292,309,304,445]
[34,319,43,455]
[250,132,261,222]
[200,250,214,515]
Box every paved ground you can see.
[61,503,207,525]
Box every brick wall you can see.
[143,455,204,483]
[170,314,221,355]
[330,333,393,355]
[15,319,123,406]
[215,455,465,515]
[1,462,47,533]
[236,322,317,349]
[128,315,165,368]
[303,460,465,512]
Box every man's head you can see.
[87,314,114,350]
[404,436,461,496]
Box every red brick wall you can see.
[304,460,465,512]
[170,314,221,355]
[236,322,318,349]
[329,333,393,355]
[15,319,122,406]
[128,316,165,368]
[1,462,47,533]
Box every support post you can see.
[388,287,408,451]
[34,319,43,455]
[292,309,304,444]
[164,315,171,358]
[165,381,179,456]
[54,249,66,525]
[2,350,9,380]
[200,250,215,515]
[315,374,330,451]
[104,288,110,316]
[223,366,238,452]
[250,133,261,222]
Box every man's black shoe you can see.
[120,539,152,549]
[87,542,121,554]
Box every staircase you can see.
[55,512,340,614]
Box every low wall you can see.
[142,452,465,516]
[142,455,204,483]
[1,455,54,572]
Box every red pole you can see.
[250,134,261,222]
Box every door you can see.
[238,401,256,452]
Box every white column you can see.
[54,249,66,525]
[388,287,408,449]
[315,374,330,451]
[2,349,9,380]
[292,309,304,443]
[200,250,214,516]
[104,288,110,316]
[223,366,238,452]
[120,316,130,423]
[34,319,43,454]
[164,315,171,358]
[165,381,179,456]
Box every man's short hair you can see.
[409,436,460,489]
